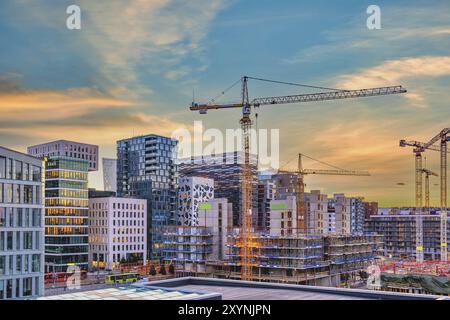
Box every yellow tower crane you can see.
[190,76,406,281]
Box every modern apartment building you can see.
[28,140,97,272]
[366,213,450,261]
[102,158,117,193]
[163,198,231,274]
[331,194,365,235]
[28,140,98,171]
[256,179,276,232]
[88,197,147,270]
[179,151,257,227]
[268,196,297,236]
[177,177,214,226]
[306,190,330,235]
[117,134,178,260]
[0,147,44,299]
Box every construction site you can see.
[185,74,450,296]
[202,232,383,287]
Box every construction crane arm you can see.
[399,140,443,153]
[252,86,406,107]
[278,169,370,176]
[423,128,450,149]
[190,86,407,112]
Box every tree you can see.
[159,265,167,275]
[168,264,175,275]
[149,265,157,276]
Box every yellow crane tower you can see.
[399,140,446,209]
[190,76,406,281]
[277,153,370,234]
[422,128,450,262]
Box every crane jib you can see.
[190,86,407,111]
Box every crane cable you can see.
[280,153,347,171]
[246,76,348,92]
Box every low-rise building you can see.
[88,197,147,270]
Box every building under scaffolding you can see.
[207,232,383,287]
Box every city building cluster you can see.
[1,134,449,300]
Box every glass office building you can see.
[44,157,89,272]
[28,140,97,274]
[117,134,178,260]
[0,146,44,299]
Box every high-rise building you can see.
[117,134,178,260]
[1,146,45,299]
[27,140,98,273]
[28,140,98,171]
[88,197,147,270]
[102,158,117,192]
[179,152,257,227]
[331,194,365,235]
[177,177,214,226]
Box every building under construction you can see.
[366,213,450,261]
[206,232,383,287]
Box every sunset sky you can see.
[1,0,449,207]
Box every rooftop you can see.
[38,284,220,300]
[148,277,448,300]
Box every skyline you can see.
[1,1,450,206]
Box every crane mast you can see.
[423,128,449,262]
[190,76,406,281]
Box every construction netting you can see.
[381,273,450,295]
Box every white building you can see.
[28,140,99,171]
[88,197,147,270]
[102,158,117,192]
[0,146,45,299]
[306,190,330,235]
[332,194,365,235]
[163,198,232,273]
[178,177,214,226]
[268,196,297,236]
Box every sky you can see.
[0,0,449,207]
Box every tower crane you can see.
[423,128,450,262]
[422,168,439,212]
[190,76,406,281]
[277,153,370,234]
[399,140,446,209]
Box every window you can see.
[31,166,41,182]
[23,278,32,297]
[14,160,23,180]
[24,185,33,204]
[0,208,5,227]
[0,156,5,179]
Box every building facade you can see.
[256,179,276,232]
[177,177,214,226]
[163,198,232,274]
[0,147,44,299]
[306,190,330,235]
[366,213,450,261]
[268,196,297,236]
[117,134,178,260]
[88,197,147,270]
[28,140,98,171]
[28,140,97,273]
[179,152,257,227]
[102,158,117,193]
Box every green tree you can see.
[168,264,175,275]
[149,265,157,276]
[159,265,167,275]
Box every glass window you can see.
[31,166,41,182]
[0,183,3,202]
[0,156,5,179]
[32,255,40,272]
[23,278,32,296]
[14,160,23,180]
[0,208,5,227]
